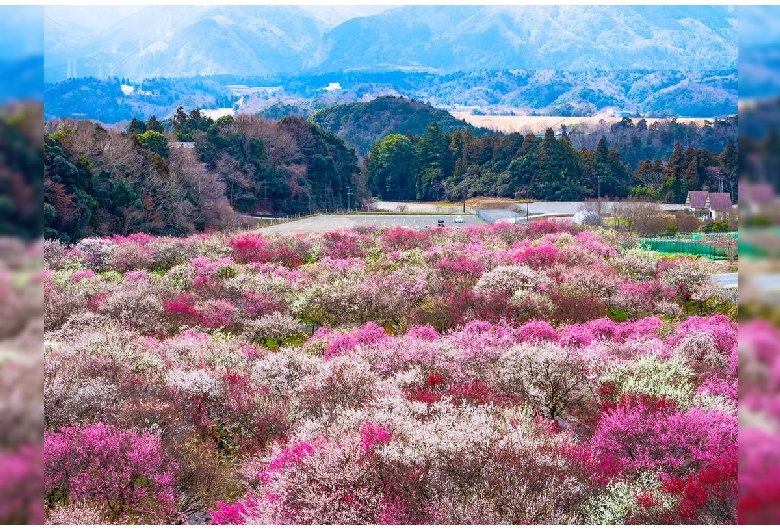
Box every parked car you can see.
[454,216,464,223]
[437,219,445,227]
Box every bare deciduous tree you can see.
[612,200,668,236]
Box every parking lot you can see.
[258,214,485,235]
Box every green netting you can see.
[655,232,738,241]
[739,240,771,259]
[639,239,735,260]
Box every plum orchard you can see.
[43,220,737,524]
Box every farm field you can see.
[450,113,716,135]
[43,220,737,524]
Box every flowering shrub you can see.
[380,226,430,252]
[320,322,388,360]
[43,222,737,524]
[195,299,237,329]
[242,312,304,347]
[44,423,179,523]
[589,398,736,480]
[739,320,780,524]
[229,233,271,264]
[98,277,177,334]
[0,445,44,524]
[496,342,593,419]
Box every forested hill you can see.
[43,114,362,243]
[365,123,737,204]
[0,104,43,240]
[309,96,493,157]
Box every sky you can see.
[0,6,43,61]
[43,5,400,35]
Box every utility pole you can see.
[66,59,72,80]
[524,188,529,222]
[597,174,602,218]
[347,186,353,212]
[108,63,114,79]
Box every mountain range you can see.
[44,5,737,82]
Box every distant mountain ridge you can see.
[44,69,738,126]
[44,5,737,82]
[44,5,325,82]
[313,5,736,73]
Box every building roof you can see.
[686,191,709,209]
[708,192,733,211]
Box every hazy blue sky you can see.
[43,5,399,34]
[740,5,780,48]
[0,6,43,60]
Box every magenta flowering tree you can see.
[380,226,431,252]
[44,423,179,523]
[589,397,736,481]
[0,445,44,524]
[516,319,559,343]
[739,320,780,524]
[320,230,371,259]
[229,233,271,264]
[512,243,561,268]
[738,428,780,524]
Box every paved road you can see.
[712,273,738,289]
[259,214,485,235]
[746,274,780,291]
[740,273,780,305]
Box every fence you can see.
[472,209,497,224]
[739,240,771,259]
[639,238,737,260]
[653,232,739,242]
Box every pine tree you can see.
[661,142,684,202]
[718,138,737,201]
[127,116,146,136]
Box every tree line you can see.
[365,123,737,204]
[43,110,362,242]
[0,103,43,240]
[43,104,738,242]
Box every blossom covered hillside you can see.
[43,221,737,524]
